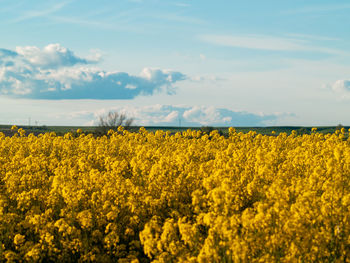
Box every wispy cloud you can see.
[50,12,150,34]
[9,1,71,23]
[46,5,143,31]
[198,34,345,55]
[48,4,203,32]
[50,15,121,30]
[285,33,340,41]
[283,4,350,14]
[0,1,25,14]
[127,0,143,3]
[154,13,205,25]
[199,34,304,51]
[0,44,186,100]
[173,3,191,8]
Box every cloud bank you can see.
[70,105,279,127]
[0,44,186,99]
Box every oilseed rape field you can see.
[1,126,350,262]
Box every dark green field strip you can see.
[0,125,348,136]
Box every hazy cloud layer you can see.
[73,105,279,127]
[0,44,186,99]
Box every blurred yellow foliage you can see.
[1,128,350,262]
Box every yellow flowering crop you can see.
[1,128,350,262]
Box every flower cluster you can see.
[1,127,350,262]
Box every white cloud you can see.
[140,67,183,83]
[190,74,224,82]
[183,106,223,125]
[125,84,137,90]
[164,111,179,123]
[15,43,94,69]
[331,79,350,93]
[0,44,186,99]
[330,79,350,99]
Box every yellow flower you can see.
[14,234,25,245]
[0,127,349,261]
[17,128,26,136]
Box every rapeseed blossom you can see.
[0,128,350,262]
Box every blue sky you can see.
[0,0,350,126]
